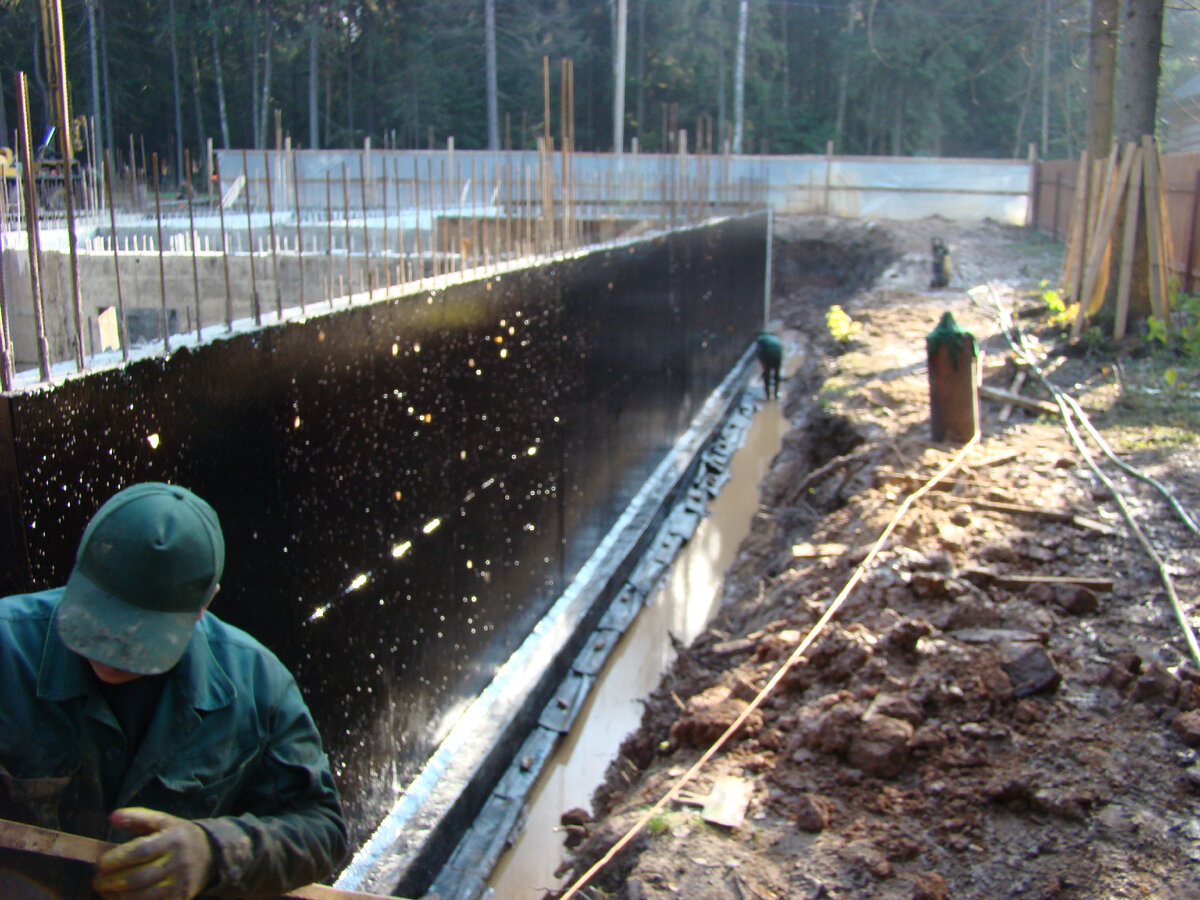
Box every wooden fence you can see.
[1031,150,1200,294]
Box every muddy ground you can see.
[552,216,1200,899]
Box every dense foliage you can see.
[0,0,1195,176]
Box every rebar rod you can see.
[151,153,170,353]
[184,148,201,338]
[101,151,129,360]
[212,155,233,331]
[263,151,281,318]
[242,149,260,324]
[291,149,305,314]
[17,72,51,381]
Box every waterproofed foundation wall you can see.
[0,212,766,849]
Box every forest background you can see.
[0,0,1198,184]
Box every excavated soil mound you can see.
[552,216,1200,900]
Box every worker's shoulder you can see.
[198,611,293,679]
[0,587,63,624]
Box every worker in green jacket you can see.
[0,482,348,900]
[755,332,783,400]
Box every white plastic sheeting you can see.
[216,149,1031,225]
[756,155,1030,224]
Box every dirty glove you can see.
[93,808,215,900]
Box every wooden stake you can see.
[1113,147,1144,341]
[1072,144,1137,336]
[1061,150,1090,303]
[1142,135,1168,333]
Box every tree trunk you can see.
[1112,0,1166,328]
[308,4,319,149]
[207,0,231,148]
[486,0,499,150]
[636,0,645,147]
[733,0,748,153]
[612,0,626,152]
[189,30,206,169]
[1114,0,1163,142]
[1041,0,1051,156]
[251,0,261,148]
[168,0,184,181]
[834,1,857,153]
[86,0,102,172]
[780,0,788,120]
[99,0,113,154]
[259,0,273,149]
[1085,0,1118,161]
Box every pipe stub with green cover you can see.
[926,311,977,370]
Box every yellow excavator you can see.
[0,115,87,207]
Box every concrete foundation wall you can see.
[3,248,397,369]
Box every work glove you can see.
[93,807,216,900]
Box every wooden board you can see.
[961,569,1113,592]
[1074,144,1137,333]
[1143,135,1168,332]
[1113,147,1144,341]
[700,777,753,829]
[0,818,398,900]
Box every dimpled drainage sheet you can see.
[0,213,766,850]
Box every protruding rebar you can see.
[102,150,129,360]
[184,147,201,338]
[151,152,171,352]
[17,71,51,382]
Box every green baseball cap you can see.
[55,482,225,675]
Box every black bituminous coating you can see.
[0,214,766,849]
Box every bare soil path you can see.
[552,216,1200,900]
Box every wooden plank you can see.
[1142,135,1168,334]
[0,818,399,900]
[1061,150,1091,303]
[1113,146,1144,341]
[1069,156,1106,335]
[1077,145,1137,327]
[999,370,1027,421]
[1154,141,1176,314]
[700,776,753,829]
[961,569,1114,592]
[967,497,1073,521]
[978,384,1059,416]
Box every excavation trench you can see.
[486,371,798,900]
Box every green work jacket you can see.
[0,589,349,899]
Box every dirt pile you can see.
[553,217,1200,899]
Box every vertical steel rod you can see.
[263,151,281,318]
[44,0,84,369]
[394,159,406,285]
[102,151,129,359]
[413,167,424,288]
[212,156,233,330]
[16,72,50,381]
[292,150,305,314]
[325,172,333,306]
[359,153,371,295]
[0,173,14,389]
[184,148,202,339]
[241,149,260,324]
[151,152,171,352]
[341,163,352,300]
[381,165,390,291]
